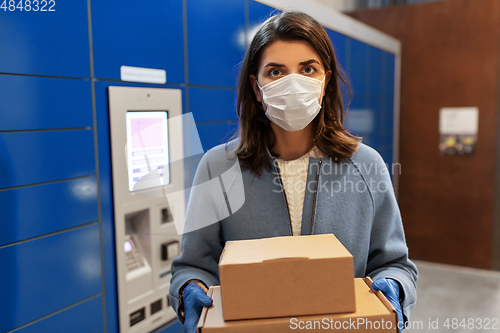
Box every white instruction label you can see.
[120,66,167,84]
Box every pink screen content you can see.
[131,118,163,149]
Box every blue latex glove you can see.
[182,282,213,333]
[372,278,404,332]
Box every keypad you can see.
[125,240,145,272]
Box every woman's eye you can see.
[302,66,316,74]
[268,69,282,77]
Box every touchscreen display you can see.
[126,111,170,192]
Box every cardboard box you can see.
[197,278,398,332]
[218,234,355,320]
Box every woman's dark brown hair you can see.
[231,11,360,176]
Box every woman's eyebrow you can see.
[299,59,321,66]
[264,62,286,68]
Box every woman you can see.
[170,11,417,332]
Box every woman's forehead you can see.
[259,40,323,68]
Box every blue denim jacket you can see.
[169,139,418,322]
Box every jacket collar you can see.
[264,144,324,164]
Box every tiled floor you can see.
[405,260,500,333]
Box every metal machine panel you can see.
[96,81,187,333]
[108,86,185,333]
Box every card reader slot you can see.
[151,299,162,315]
[130,307,146,327]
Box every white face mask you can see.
[257,73,325,132]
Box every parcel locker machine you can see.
[108,87,185,332]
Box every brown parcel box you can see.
[197,278,398,333]
[218,234,355,321]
